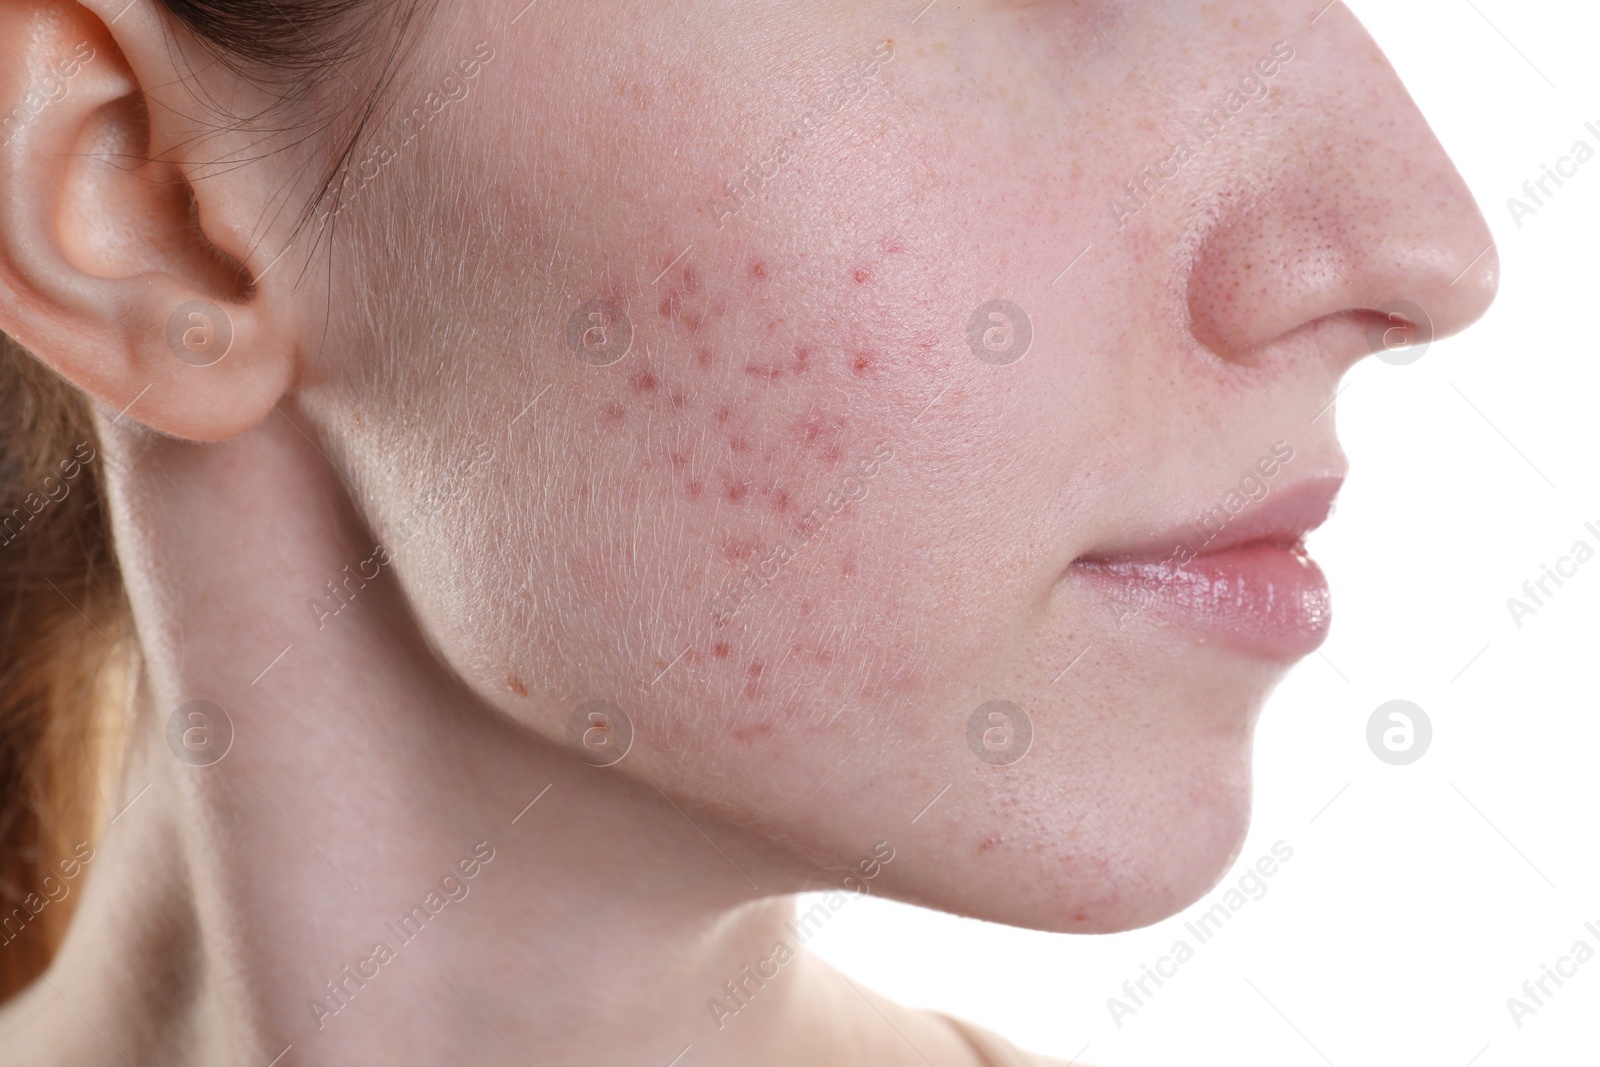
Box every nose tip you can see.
[1376,238,1499,366]
[1437,239,1501,338]
[1185,179,1499,369]
[1180,23,1500,371]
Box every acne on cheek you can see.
[571,244,918,707]
[599,248,912,507]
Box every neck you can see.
[0,410,970,1067]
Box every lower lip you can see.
[1072,542,1332,660]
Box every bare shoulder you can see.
[932,1012,1098,1067]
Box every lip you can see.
[1071,476,1344,660]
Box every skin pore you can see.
[0,0,1495,1064]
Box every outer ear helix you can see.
[0,2,308,444]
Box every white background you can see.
[806,1,1600,1063]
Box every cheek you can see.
[614,242,924,490]
[363,25,1133,764]
[550,239,942,730]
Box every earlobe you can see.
[0,0,303,442]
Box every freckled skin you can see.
[305,0,1497,933]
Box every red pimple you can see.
[722,537,758,561]
[713,641,732,658]
[724,478,750,503]
[629,370,659,393]
[696,347,715,368]
[714,405,733,425]
[682,264,700,293]
[792,413,848,455]
[506,673,528,697]
[748,660,765,678]
[852,353,872,376]
[729,437,751,454]
[601,402,626,422]
[852,267,870,285]
[669,391,688,410]
[750,261,769,280]
[769,489,792,513]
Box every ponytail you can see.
[0,337,128,1002]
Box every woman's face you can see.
[292,0,1496,930]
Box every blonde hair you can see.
[0,338,127,1001]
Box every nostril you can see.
[1196,307,1428,374]
[1183,170,1499,372]
[1359,302,1434,366]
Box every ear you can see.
[0,0,307,441]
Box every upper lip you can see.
[1074,475,1346,565]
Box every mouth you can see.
[1070,476,1344,661]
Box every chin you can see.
[1081,687,1264,933]
[1088,767,1256,934]
[886,691,1262,938]
[889,783,1254,937]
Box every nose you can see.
[1183,20,1499,371]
